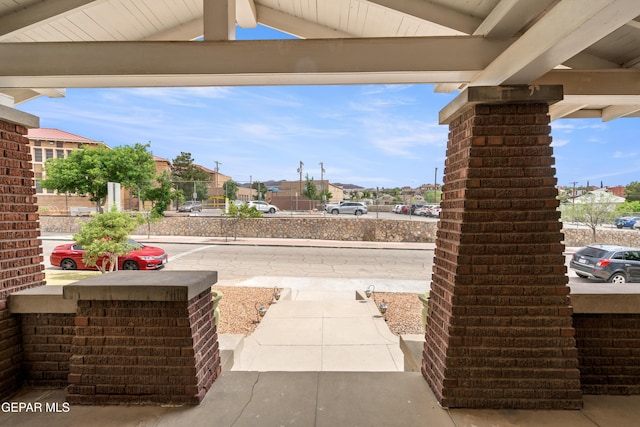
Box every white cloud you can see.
[551,139,570,147]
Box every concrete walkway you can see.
[233,290,404,372]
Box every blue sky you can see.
[17,26,640,190]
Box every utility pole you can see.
[214,160,222,207]
[320,162,326,202]
[297,161,304,198]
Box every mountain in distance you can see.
[333,183,364,190]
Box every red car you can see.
[50,240,168,271]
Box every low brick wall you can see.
[20,313,75,388]
[574,314,640,394]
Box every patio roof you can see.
[0,0,639,121]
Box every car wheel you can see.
[122,260,139,270]
[608,272,627,284]
[269,208,276,214]
[331,209,339,215]
[616,225,623,229]
[575,272,589,279]
[60,258,77,270]
[355,210,362,216]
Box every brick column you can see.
[64,271,220,405]
[423,86,582,409]
[0,109,44,400]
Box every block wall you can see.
[68,289,220,405]
[20,313,75,387]
[0,120,45,400]
[423,103,582,409]
[574,313,640,394]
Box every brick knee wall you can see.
[574,313,640,394]
[423,102,582,409]
[20,313,75,387]
[68,289,220,405]
[0,120,45,400]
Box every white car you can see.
[247,200,278,214]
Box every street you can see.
[42,238,590,291]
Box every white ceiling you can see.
[1,0,640,121]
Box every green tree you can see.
[42,143,155,212]
[224,202,262,241]
[171,152,211,201]
[223,179,239,200]
[141,171,182,236]
[320,189,332,203]
[302,174,318,200]
[625,181,640,201]
[563,191,619,241]
[615,200,640,216]
[252,181,268,200]
[72,208,144,273]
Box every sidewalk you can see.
[40,232,437,250]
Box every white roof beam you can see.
[0,0,101,37]
[473,0,556,38]
[549,103,589,121]
[434,83,464,93]
[204,0,236,41]
[471,0,640,86]
[535,70,640,96]
[236,0,257,28]
[0,37,511,87]
[256,5,352,38]
[367,0,480,35]
[563,52,619,69]
[602,105,640,121]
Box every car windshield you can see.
[127,240,143,249]
[577,247,609,258]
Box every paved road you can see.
[41,240,434,292]
[42,238,592,292]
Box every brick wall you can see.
[574,314,640,394]
[20,313,75,387]
[67,289,219,405]
[0,119,45,400]
[423,102,582,409]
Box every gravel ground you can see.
[215,286,425,336]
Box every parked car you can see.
[427,205,441,217]
[247,200,278,213]
[393,204,404,214]
[570,244,640,283]
[614,216,640,229]
[178,201,202,212]
[407,204,425,215]
[50,240,168,271]
[326,201,368,216]
[414,206,430,216]
[414,204,437,216]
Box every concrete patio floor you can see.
[4,288,640,426]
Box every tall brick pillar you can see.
[423,86,582,409]
[0,108,44,400]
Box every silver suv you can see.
[570,244,640,283]
[247,200,278,214]
[326,202,368,216]
[178,201,202,212]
